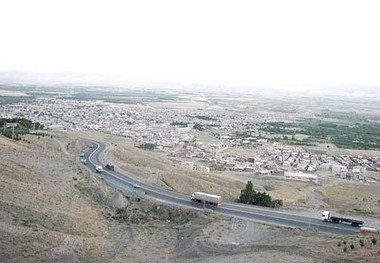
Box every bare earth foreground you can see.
[1,132,380,263]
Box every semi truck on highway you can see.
[321,211,364,227]
[191,192,222,207]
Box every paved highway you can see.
[84,140,361,235]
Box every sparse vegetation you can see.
[236,131,252,139]
[193,123,204,131]
[194,115,216,121]
[114,201,199,224]
[170,121,189,127]
[360,239,365,247]
[353,208,376,216]
[137,143,155,151]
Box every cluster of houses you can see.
[1,97,379,183]
[169,139,379,183]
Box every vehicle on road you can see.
[84,140,362,235]
[321,211,364,227]
[360,226,380,235]
[133,183,141,189]
[90,144,94,148]
[105,163,114,170]
[95,165,103,173]
[80,159,87,165]
[80,152,85,157]
[191,192,222,207]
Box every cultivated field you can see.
[0,89,28,96]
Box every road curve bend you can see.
[84,140,361,236]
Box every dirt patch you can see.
[175,216,380,263]
[66,138,86,155]
[114,199,200,225]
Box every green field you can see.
[259,117,380,150]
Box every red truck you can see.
[360,227,380,235]
[191,192,222,207]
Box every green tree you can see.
[254,192,272,207]
[239,181,283,208]
[239,181,255,204]
[137,143,155,151]
[271,199,283,208]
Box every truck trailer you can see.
[191,192,222,207]
[360,227,380,235]
[321,211,364,227]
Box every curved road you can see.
[84,140,362,236]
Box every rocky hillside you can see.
[1,133,379,263]
[0,134,199,262]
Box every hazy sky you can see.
[1,0,380,89]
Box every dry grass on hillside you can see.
[0,136,112,262]
[1,132,380,262]
[321,184,380,216]
[106,140,247,200]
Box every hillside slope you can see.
[1,134,379,263]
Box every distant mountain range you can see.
[0,71,379,99]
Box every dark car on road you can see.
[105,163,115,171]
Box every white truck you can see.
[95,165,103,173]
[321,211,364,227]
[191,192,222,207]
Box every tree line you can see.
[239,181,283,208]
[0,117,45,140]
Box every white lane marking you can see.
[87,141,191,201]
[88,140,101,165]
[223,206,358,233]
[86,140,358,234]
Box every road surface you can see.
[84,140,362,235]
